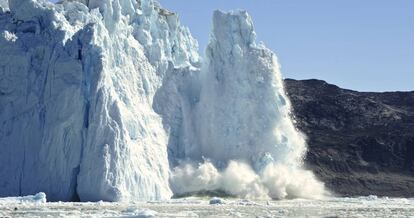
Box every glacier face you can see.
[0,0,326,201]
[0,0,90,201]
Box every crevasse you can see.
[0,0,326,201]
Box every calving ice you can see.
[0,0,327,202]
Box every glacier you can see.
[0,0,326,202]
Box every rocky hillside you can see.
[285,79,414,197]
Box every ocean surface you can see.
[1,196,413,217]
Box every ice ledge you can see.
[0,193,47,204]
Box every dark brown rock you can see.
[285,78,414,197]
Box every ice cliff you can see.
[0,0,326,201]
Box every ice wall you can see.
[74,0,199,202]
[0,0,90,201]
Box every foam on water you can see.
[1,195,413,217]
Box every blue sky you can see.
[157,0,414,92]
[48,0,414,91]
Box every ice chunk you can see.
[0,0,8,12]
[2,31,17,42]
[0,193,46,204]
[123,207,158,218]
[209,197,225,205]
